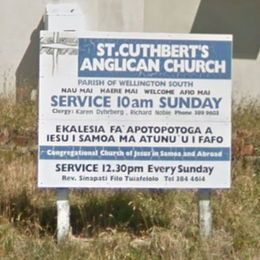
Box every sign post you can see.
[56,188,70,242]
[38,31,232,239]
[198,189,212,237]
[43,4,85,243]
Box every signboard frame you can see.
[38,31,232,189]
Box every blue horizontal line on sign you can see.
[39,146,230,161]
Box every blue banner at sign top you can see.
[78,38,232,79]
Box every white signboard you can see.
[38,32,232,188]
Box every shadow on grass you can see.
[2,191,56,235]
[71,192,158,236]
[2,191,170,237]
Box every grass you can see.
[0,97,259,259]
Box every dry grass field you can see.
[0,97,259,259]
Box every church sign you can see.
[38,32,232,188]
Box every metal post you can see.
[198,189,212,238]
[57,188,70,243]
